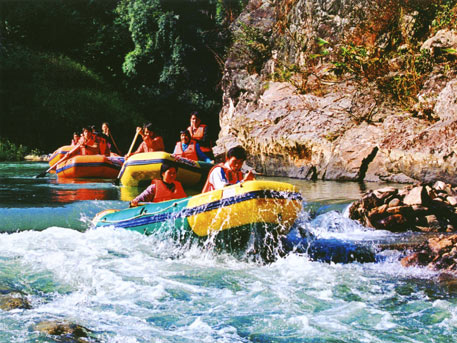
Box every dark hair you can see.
[190,111,199,118]
[160,162,177,177]
[102,122,110,127]
[227,146,247,160]
[180,129,191,138]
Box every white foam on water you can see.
[1,223,456,342]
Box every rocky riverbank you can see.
[215,0,457,185]
[348,181,457,275]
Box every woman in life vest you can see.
[101,122,121,155]
[130,162,187,206]
[202,146,255,193]
[187,111,213,159]
[126,123,165,159]
[173,130,212,163]
[71,132,80,146]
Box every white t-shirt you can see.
[207,162,234,190]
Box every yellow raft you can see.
[93,180,303,254]
[118,152,213,187]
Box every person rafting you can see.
[125,123,165,159]
[71,132,80,146]
[129,162,187,206]
[101,122,121,155]
[187,111,213,159]
[201,146,255,193]
[78,126,100,155]
[172,130,212,163]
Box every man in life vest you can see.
[202,146,255,193]
[126,123,165,159]
[187,111,213,159]
[78,126,100,155]
[173,130,212,163]
[129,162,187,206]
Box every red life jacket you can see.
[97,135,110,156]
[188,124,212,154]
[152,179,187,203]
[201,162,243,193]
[174,140,198,161]
[188,124,207,141]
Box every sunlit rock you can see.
[0,291,31,311]
[34,320,92,342]
[349,181,457,232]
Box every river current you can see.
[0,162,456,342]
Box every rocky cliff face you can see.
[216,0,457,185]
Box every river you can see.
[0,161,456,342]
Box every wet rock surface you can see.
[34,320,93,343]
[349,181,457,274]
[348,181,457,233]
[0,291,31,311]
[401,234,457,275]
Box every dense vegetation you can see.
[0,0,247,156]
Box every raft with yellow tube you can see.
[118,152,213,187]
[93,180,303,254]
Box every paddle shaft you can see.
[36,144,81,177]
[109,132,122,155]
[113,130,140,185]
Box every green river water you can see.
[0,161,456,342]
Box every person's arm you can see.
[195,143,212,163]
[130,184,156,207]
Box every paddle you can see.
[113,130,140,186]
[108,131,122,155]
[35,144,81,178]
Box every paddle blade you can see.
[35,170,48,178]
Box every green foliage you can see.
[0,138,28,161]
[0,45,145,152]
[231,21,272,74]
[0,0,251,152]
[431,0,457,31]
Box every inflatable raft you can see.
[48,145,74,169]
[118,152,213,187]
[55,154,124,179]
[93,180,303,255]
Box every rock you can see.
[401,234,457,274]
[0,292,31,311]
[388,198,401,207]
[375,214,408,232]
[34,321,91,341]
[403,186,429,206]
[448,196,457,206]
[421,29,457,60]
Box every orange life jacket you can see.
[139,136,165,153]
[188,124,207,141]
[78,135,99,155]
[201,162,243,193]
[174,140,198,161]
[152,179,187,203]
